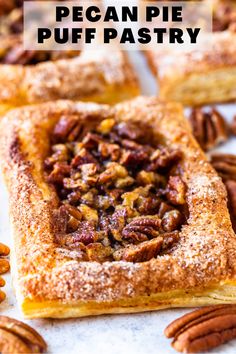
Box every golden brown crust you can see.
[1,96,236,318]
[146,31,236,106]
[0,50,140,112]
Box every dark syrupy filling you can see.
[45,116,188,263]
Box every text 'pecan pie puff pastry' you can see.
[146,0,236,108]
[1,96,236,319]
[0,4,139,115]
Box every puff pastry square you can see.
[1,96,236,319]
[146,31,236,106]
[0,4,139,114]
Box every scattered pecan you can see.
[165,305,236,353]
[189,108,228,151]
[0,243,10,303]
[210,153,236,181]
[0,243,10,275]
[0,316,47,353]
[225,180,236,232]
[230,115,236,135]
[113,237,163,262]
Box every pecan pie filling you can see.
[45,116,188,263]
[0,3,79,65]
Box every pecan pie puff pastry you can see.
[1,96,236,319]
[0,4,139,114]
[146,31,236,106]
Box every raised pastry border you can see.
[1,97,236,318]
[146,31,236,106]
[0,50,139,114]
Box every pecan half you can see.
[161,210,183,232]
[231,115,236,135]
[165,305,236,353]
[0,316,47,353]
[113,237,163,262]
[0,242,10,302]
[225,180,236,232]
[189,108,228,151]
[210,153,236,181]
[122,216,161,242]
[166,176,186,205]
[53,115,82,143]
[59,221,99,247]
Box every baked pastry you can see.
[146,30,236,106]
[1,96,236,319]
[0,3,139,114]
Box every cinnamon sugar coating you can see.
[1,97,236,318]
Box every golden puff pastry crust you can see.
[1,96,236,319]
[146,31,236,106]
[0,50,140,115]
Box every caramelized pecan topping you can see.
[46,116,187,262]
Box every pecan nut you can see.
[166,176,186,205]
[225,180,236,232]
[122,216,161,242]
[165,305,236,353]
[0,316,47,353]
[189,108,228,151]
[210,153,236,181]
[113,237,163,262]
[231,114,236,135]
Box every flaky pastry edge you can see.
[1,96,236,318]
[146,31,236,106]
[0,50,139,115]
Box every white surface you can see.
[1,50,236,354]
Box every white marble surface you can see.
[1,50,236,354]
